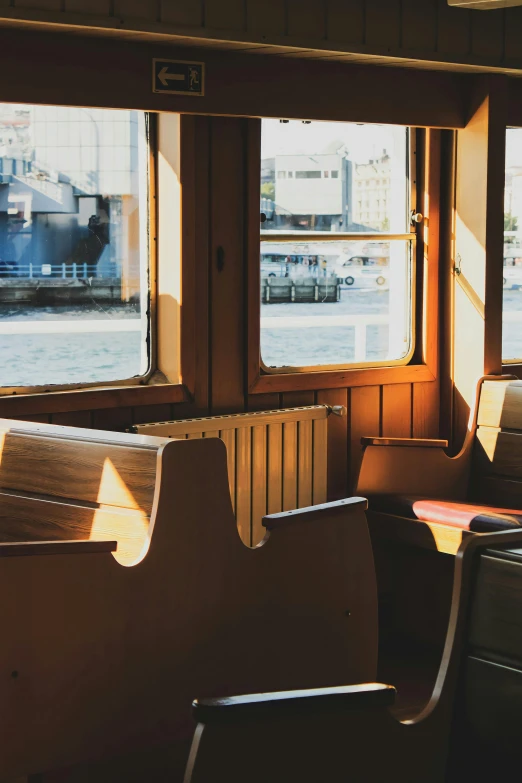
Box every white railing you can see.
[261,313,389,362]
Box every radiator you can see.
[133,405,339,546]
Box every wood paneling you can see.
[209,117,246,414]
[160,0,203,26]
[206,0,245,31]
[114,0,159,20]
[365,0,401,48]
[382,384,412,438]
[349,386,381,489]
[246,0,286,36]
[402,0,437,52]
[317,389,349,501]
[287,0,326,40]
[436,0,471,56]
[2,0,522,75]
[471,10,504,60]
[326,0,364,45]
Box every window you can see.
[324,171,329,178]
[278,171,286,179]
[503,127,522,363]
[260,119,413,370]
[0,104,150,390]
[296,170,322,179]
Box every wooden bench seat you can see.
[0,419,379,781]
[356,376,522,555]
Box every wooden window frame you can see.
[247,122,440,394]
[0,111,195,418]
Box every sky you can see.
[261,119,408,165]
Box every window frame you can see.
[248,121,439,394]
[0,107,156,397]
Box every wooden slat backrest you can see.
[0,418,168,564]
[0,418,162,514]
[0,437,376,780]
[472,381,522,507]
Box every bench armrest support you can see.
[192,683,395,724]
[361,437,448,449]
[0,540,117,558]
[262,497,367,531]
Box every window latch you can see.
[410,211,423,226]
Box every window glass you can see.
[504,127,522,363]
[0,104,150,389]
[260,120,413,370]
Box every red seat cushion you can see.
[368,495,522,532]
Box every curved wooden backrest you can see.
[0,418,168,564]
[473,379,522,507]
[0,437,377,781]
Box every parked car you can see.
[333,255,388,289]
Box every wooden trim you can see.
[361,437,448,448]
[0,540,117,557]
[0,383,190,418]
[249,363,436,394]
[503,363,522,378]
[263,497,368,531]
[247,124,440,395]
[0,28,468,129]
[246,118,262,397]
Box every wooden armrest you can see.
[0,540,117,558]
[361,437,448,449]
[192,683,395,724]
[262,497,367,531]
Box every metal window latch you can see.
[454,253,462,276]
[410,211,423,225]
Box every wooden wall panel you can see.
[326,0,364,45]
[349,386,381,489]
[64,0,111,13]
[209,117,246,414]
[206,0,245,31]
[413,381,440,439]
[436,0,471,56]
[160,0,203,26]
[287,0,326,40]
[381,384,412,438]
[471,10,504,60]
[365,0,401,49]
[15,0,62,8]
[504,7,522,61]
[3,0,522,72]
[113,0,159,20]
[316,389,349,501]
[402,0,437,52]
[246,0,286,36]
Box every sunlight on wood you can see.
[94,457,150,565]
[0,432,5,469]
[91,505,150,567]
[97,457,141,509]
[476,427,500,463]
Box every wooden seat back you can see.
[471,379,522,508]
[0,418,168,564]
[0,435,377,780]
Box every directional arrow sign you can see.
[152,59,205,96]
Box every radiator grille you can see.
[133,406,329,546]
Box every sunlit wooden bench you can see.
[356,375,522,555]
[0,418,375,781]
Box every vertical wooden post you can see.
[452,76,507,448]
